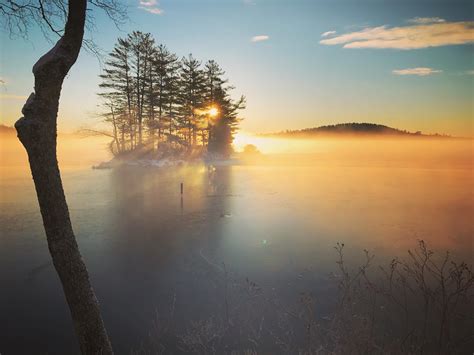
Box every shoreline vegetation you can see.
[134,241,473,354]
[91,150,243,169]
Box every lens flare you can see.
[208,107,218,117]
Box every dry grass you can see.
[133,240,473,354]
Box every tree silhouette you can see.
[99,34,246,158]
[1,1,126,353]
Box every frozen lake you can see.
[0,136,472,353]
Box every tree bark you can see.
[14,1,113,354]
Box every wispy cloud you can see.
[251,35,269,42]
[466,70,474,75]
[320,20,474,49]
[0,94,28,100]
[407,17,446,24]
[321,30,336,37]
[243,0,256,5]
[138,0,163,15]
[392,67,442,76]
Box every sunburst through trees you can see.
[99,31,246,158]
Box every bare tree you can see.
[1,0,125,353]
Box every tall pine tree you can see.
[178,54,206,147]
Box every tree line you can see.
[99,31,246,158]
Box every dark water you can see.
[0,140,473,354]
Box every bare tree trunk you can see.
[14,1,113,354]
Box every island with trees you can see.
[95,31,245,167]
[265,123,451,138]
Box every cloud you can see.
[139,0,156,5]
[321,30,336,37]
[392,67,442,76]
[407,17,446,24]
[243,0,256,5]
[466,70,474,75]
[138,0,163,15]
[320,21,474,49]
[251,35,269,42]
[139,7,163,14]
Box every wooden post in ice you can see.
[180,182,184,214]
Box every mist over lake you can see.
[1,135,472,353]
[2,0,473,352]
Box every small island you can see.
[93,32,245,169]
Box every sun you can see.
[208,107,219,117]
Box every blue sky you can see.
[1,0,473,135]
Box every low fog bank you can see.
[237,135,473,170]
[0,132,111,171]
[1,130,472,172]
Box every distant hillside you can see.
[264,123,449,138]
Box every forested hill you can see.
[264,123,449,138]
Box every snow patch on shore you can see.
[93,157,240,169]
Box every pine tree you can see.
[164,55,182,145]
[208,85,246,157]
[204,60,226,104]
[128,31,155,147]
[203,60,245,157]
[99,37,134,152]
[148,44,179,147]
[202,60,225,146]
[178,54,206,147]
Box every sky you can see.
[0,0,473,136]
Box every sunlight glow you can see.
[233,131,330,154]
[208,107,218,117]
